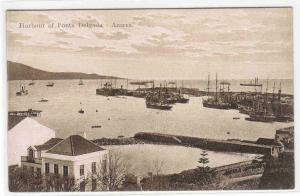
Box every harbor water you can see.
[104,144,258,176]
[8,79,293,140]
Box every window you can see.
[63,165,68,177]
[28,148,34,162]
[54,164,59,175]
[80,165,84,176]
[45,163,49,174]
[92,178,97,191]
[36,168,41,176]
[23,165,27,170]
[28,148,34,159]
[102,159,107,168]
[92,162,96,173]
[30,166,34,173]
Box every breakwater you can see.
[134,132,277,155]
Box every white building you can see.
[8,116,56,166]
[21,135,109,191]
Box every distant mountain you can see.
[7,61,122,80]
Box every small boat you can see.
[46,82,54,87]
[78,109,84,114]
[226,132,230,134]
[233,117,240,120]
[28,80,35,86]
[39,98,48,102]
[78,78,84,85]
[91,125,102,128]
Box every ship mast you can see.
[265,79,269,102]
[215,73,218,101]
[272,82,276,101]
[207,73,210,96]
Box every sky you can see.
[6,8,293,80]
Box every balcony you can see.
[21,156,42,164]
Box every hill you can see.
[7,61,122,80]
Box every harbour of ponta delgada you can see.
[8,61,294,191]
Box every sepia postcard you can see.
[4,3,296,193]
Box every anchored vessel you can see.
[241,80,293,122]
[240,77,263,87]
[28,80,35,86]
[146,100,172,110]
[78,108,84,114]
[202,73,232,110]
[78,78,84,85]
[96,81,127,96]
[16,84,28,96]
[145,90,173,110]
[46,82,54,87]
[38,98,48,102]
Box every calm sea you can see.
[8,79,293,140]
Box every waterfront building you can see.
[8,116,55,166]
[21,134,109,191]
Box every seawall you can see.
[134,132,276,155]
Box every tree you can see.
[9,167,45,192]
[198,150,209,171]
[94,151,129,191]
[9,166,79,192]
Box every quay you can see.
[8,109,42,117]
[134,132,283,155]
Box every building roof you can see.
[47,135,105,156]
[8,117,55,166]
[35,138,63,151]
[8,115,26,130]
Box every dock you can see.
[8,109,42,117]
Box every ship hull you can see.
[177,98,189,103]
[96,88,127,96]
[245,115,276,122]
[146,103,172,110]
[202,102,231,110]
[16,91,28,96]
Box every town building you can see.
[8,116,56,166]
[21,134,109,191]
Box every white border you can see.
[0,0,299,196]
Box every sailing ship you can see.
[145,91,172,110]
[202,73,231,109]
[244,80,276,122]
[16,84,28,96]
[78,78,84,85]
